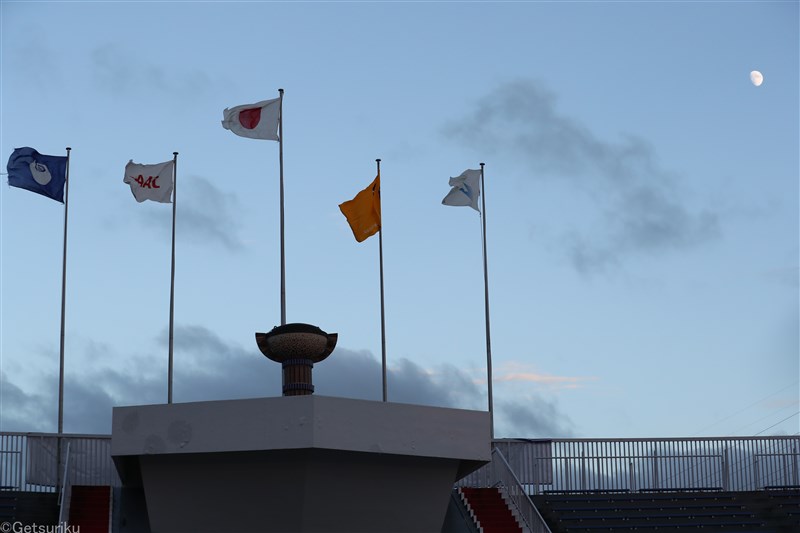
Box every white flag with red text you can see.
[221,97,281,141]
[123,160,174,203]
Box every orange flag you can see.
[339,173,381,242]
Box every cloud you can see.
[0,373,53,432]
[1,326,576,438]
[761,266,800,288]
[494,372,594,389]
[499,397,575,438]
[8,42,63,91]
[91,44,213,99]
[493,361,597,390]
[147,175,245,251]
[167,324,276,402]
[444,79,721,273]
[385,360,485,410]
[490,361,584,436]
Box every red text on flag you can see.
[133,175,161,189]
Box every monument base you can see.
[112,395,491,533]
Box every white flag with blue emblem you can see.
[442,169,481,212]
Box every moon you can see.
[750,70,763,87]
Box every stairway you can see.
[461,487,523,533]
[0,491,58,525]
[0,492,16,523]
[68,485,112,533]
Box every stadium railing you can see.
[457,436,800,495]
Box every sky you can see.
[0,1,797,440]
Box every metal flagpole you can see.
[479,162,494,439]
[56,147,70,492]
[377,159,387,402]
[168,152,178,404]
[58,147,71,435]
[278,88,286,325]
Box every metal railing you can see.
[490,447,552,533]
[3,432,797,498]
[458,436,800,494]
[754,451,800,489]
[57,441,72,525]
[0,432,121,492]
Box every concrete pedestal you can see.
[111,396,490,533]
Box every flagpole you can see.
[479,162,494,439]
[168,152,178,404]
[376,158,387,402]
[278,88,286,326]
[58,147,71,436]
[56,147,71,491]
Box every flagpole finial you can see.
[66,147,71,152]
[480,162,485,168]
[173,151,179,156]
[376,158,381,163]
[279,88,284,94]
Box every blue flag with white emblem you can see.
[442,169,481,212]
[6,147,68,203]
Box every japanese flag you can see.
[221,98,281,141]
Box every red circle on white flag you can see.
[239,107,262,130]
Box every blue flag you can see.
[7,147,68,203]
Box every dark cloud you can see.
[9,42,63,91]
[314,349,381,401]
[91,44,213,98]
[444,79,721,273]
[170,326,488,410]
[167,324,277,402]
[500,397,575,438]
[391,360,486,410]
[0,373,53,432]
[762,266,800,288]
[1,325,568,437]
[148,175,245,251]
